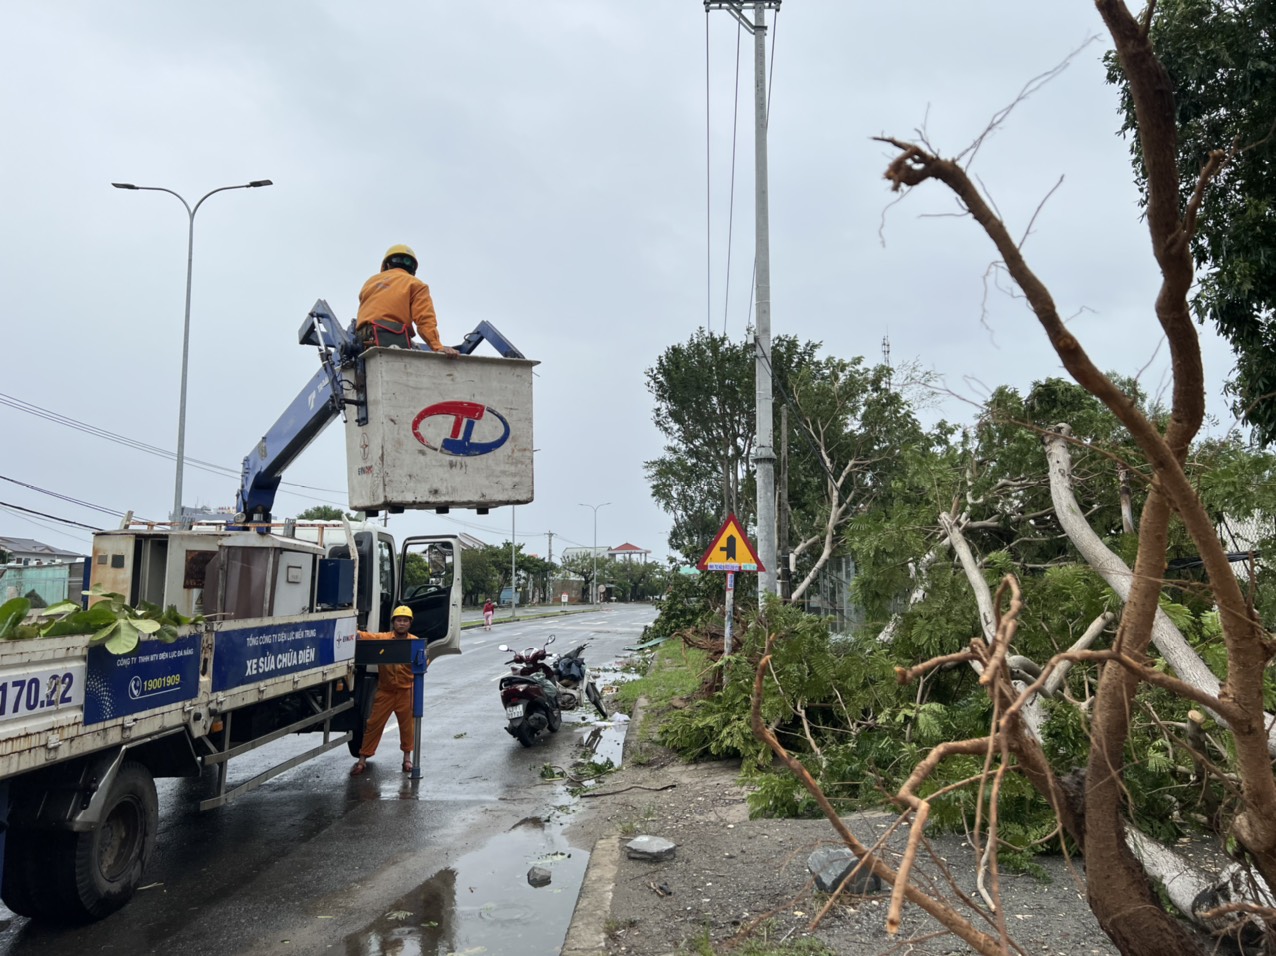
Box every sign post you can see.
[696,513,765,658]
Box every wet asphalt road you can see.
[0,603,657,956]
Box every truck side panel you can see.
[83,633,201,724]
[211,613,356,693]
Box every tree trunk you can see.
[1084,489,1204,954]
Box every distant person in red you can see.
[351,606,417,776]
[483,599,495,631]
[355,243,460,355]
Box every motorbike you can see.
[498,635,608,748]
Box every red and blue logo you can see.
[411,401,510,457]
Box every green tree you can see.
[460,544,505,605]
[781,355,937,601]
[596,557,668,602]
[295,505,357,521]
[1108,0,1276,441]
[645,329,819,560]
[559,551,599,602]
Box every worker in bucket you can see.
[355,243,461,356]
[351,606,418,776]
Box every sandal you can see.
[350,759,368,776]
[402,757,413,773]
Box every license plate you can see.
[505,704,525,719]
[0,663,86,723]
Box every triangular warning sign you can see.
[696,512,765,572]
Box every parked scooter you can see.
[498,635,607,748]
[553,641,609,720]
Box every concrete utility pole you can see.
[705,0,780,599]
[546,531,554,565]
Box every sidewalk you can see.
[459,603,602,628]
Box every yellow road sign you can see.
[696,512,764,572]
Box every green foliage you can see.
[644,330,820,560]
[0,586,200,655]
[0,598,31,639]
[639,302,1276,868]
[295,505,357,521]
[460,544,507,605]
[646,569,724,641]
[460,541,556,606]
[595,555,668,602]
[658,601,904,790]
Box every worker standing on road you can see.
[351,606,418,776]
[483,598,495,631]
[356,243,461,356]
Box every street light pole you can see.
[112,179,273,522]
[578,502,611,604]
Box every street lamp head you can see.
[111,183,138,190]
[247,180,273,188]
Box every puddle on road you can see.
[345,717,628,956]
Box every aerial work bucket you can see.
[343,348,537,512]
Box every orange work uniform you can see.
[356,269,444,351]
[356,630,417,759]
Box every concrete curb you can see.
[561,834,620,956]
[561,696,648,956]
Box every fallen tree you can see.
[742,2,1276,953]
[863,0,1276,949]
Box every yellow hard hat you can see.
[381,244,418,274]
[391,605,414,620]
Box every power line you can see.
[0,396,580,542]
[705,9,712,329]
[722,16,743,334]
[0,501,101,532]
[0,474,137,520]
[705,8,781,337]
[0,392,347,496]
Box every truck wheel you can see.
[46,762,158,923]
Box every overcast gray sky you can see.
[1,1,1238,563]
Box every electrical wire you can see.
[0,507,94,552]
[705,9,712,330]
[0,501,100,532]
[1,373,579,544]
[722,17,743,334]
[705,5,781,338]
[0,475,133,519]
[0,392,347,496]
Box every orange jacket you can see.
[356,269,444,351]
[356,630,417,691]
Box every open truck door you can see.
[398,536,462,660]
